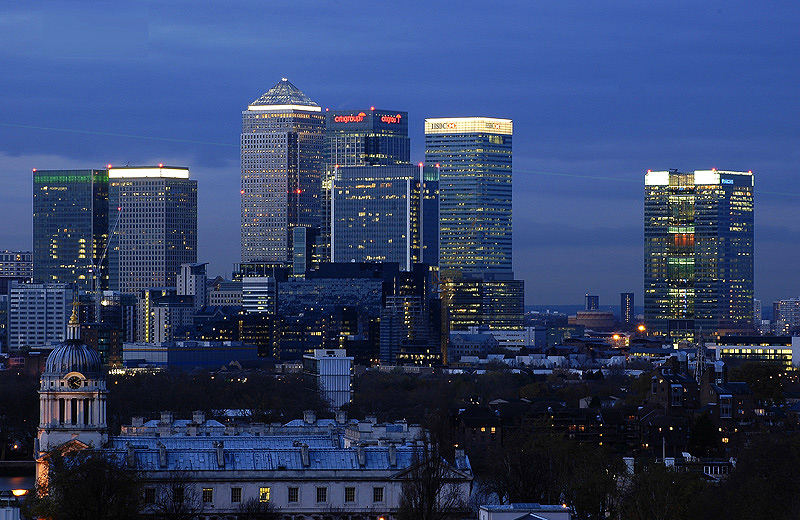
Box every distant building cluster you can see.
[4,77,794,417]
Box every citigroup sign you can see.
[380,114,403,124]
[334,112,367,123]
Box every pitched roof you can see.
[249,78,319,108]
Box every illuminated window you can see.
[202,488,213,503]
[259,487,270,502]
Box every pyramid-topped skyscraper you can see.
[241,79,324,265]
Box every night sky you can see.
[1,1,798,307]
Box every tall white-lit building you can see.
[425,117,513,273]
[108,166,197,294]
[241,79,325,264]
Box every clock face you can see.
[67,376,82,389]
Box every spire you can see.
[67,298,81,341]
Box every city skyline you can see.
[1,2,799,305]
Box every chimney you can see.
[335,410,347,424]
[388,444,397,467]
[160,411,173,424]
[126,443,135,467]
[193,410,206,424]
[303,410,316,424]
[215,441,225,469]
[131,416,144,427]
[158,442,167,468]
[300,444,310,467]
[357,445,366,467]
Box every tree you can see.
[560,443,622,520]
[397,443,470,520]
[729,362,785,405]
[23,449,142,520]
[236,497,279,520]
[619,463,706,520]
[147,471,206,520]
[481,428,565,505]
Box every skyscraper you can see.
[241,78,325,264]
[108,166,197,294]
[33,169,109,291]
[330,164,438,270]
[325,108,410,167]
[644,169,754,344]
[425,117,513,273]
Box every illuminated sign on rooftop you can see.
[109,166,190,179]
[425,117,512,135]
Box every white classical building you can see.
[37,318,472,519]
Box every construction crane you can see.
[88,206,123,323]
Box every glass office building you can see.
[330,164,438,270]
[325,108,410,167]
[241,78,325,264]
[108,166,197,294]
[644,169,754,344]
[33,169,109,291]
[424,117,513,273]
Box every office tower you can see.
[644,169,754,344]
[242,276,278,314]
[0,251,33,295]
[108,166,197,294]
[177,263,208,310]
[425,117,513,272]
[443,271,524,332]
[773,298,800,335]
[380,264,442,366]
[8,282,74,351]
[330,164,439,270]
[33,169,109,291]
[325,108,410,167]
[585,294,599,310]
[621,292,634,324]
[321,108,411,261]
[753,298,761,329]
[241,78,325,264]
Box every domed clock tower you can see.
[37,304,108,458]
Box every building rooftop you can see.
[249,78,320,110]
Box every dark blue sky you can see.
[1,1,798,306]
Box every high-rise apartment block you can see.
[8,282,74,351]
[331,164,438,270]
[33,169,109,291]
[585,294,599,310]
[425,117,513,273]
[108,166,197,294]
[241,79,325,264]
[644,169,754,344]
